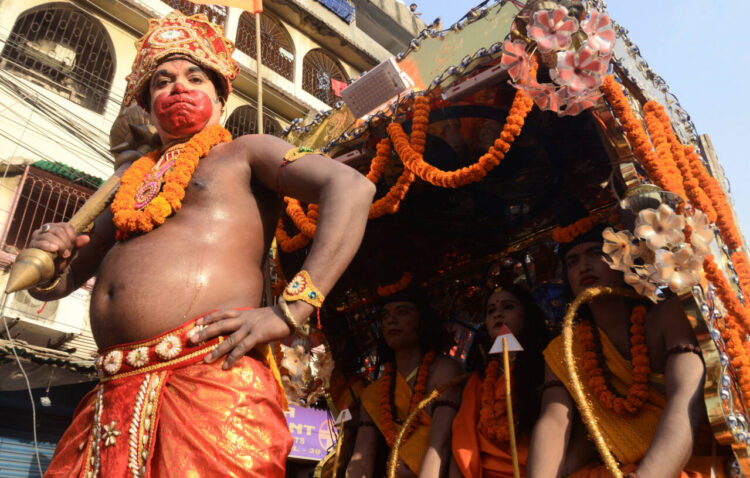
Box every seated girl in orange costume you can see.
[450,284,549,478]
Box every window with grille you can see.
[1,167,95,253]
[0,3,115,114]
[225,106,281,138]
[236,12,294,82]
[302,49,347,107]
[160,0,227,26]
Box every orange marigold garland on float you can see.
[380,350,436,447]
[478,359,512,443]
[112,124,232,237]
[368,95,430,219]
[579,305,650,415]
[552,212,600,243]
[387,83,535,189]
[377,272,414,297]
[600,76,685,199]
[275,217,310,253]
[703,257,750,399]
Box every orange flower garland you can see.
[387,88,534,189]
[368,96,430,219]
[703,256,750,400]
[578,305,650,415]
[478,359,512,443]
[377,272,414,297]
[552,213,600,243]
[645,103,716,222]
[275,218,310,253]
[111,124,232,236]
[601,76,685,199]
[110,125,232,236]
[379,350,436,447]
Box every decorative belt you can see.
[94,318,220,382]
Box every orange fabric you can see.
[544,329,723,478]
[361,371,432,475]
[45,316,292,478]
[451,373,528,478]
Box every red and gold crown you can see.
[124,10,240,108]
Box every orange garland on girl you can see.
[111,124,232,237]
[377,272,414,297]
[478,359,512,443]
[579,305,650,415]
[379,350,436,447]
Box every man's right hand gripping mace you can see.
[5,173,122,293]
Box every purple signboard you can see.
[284,404,336,461]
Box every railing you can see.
[236,12,294,82]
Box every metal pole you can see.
[255,11,263,134]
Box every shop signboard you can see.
[284,404,335,461]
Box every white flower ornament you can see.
[155,335,182,360]
[635,204,685,250]
[602,227,639,270]
[103,350,123,375]
[654,246,703,293]
[126,347,149,368]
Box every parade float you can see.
[269,0,750,476]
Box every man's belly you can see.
[89,224,265,349]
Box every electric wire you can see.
[2,292,44,477]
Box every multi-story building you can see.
[0,0,423,475]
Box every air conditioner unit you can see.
[5,290,59,324]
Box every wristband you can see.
[277,297,310,337]
[283,270,325,308]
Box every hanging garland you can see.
[552,213,600,243]
[387,85,534,189]
[368,97,430,219]
[579,305,650,415]
[478,359,512,443]
[379,351,436,447]
[377,272,414,297]
[600,76,685,199]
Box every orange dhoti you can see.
[360,371,432,475]
[452,373,528,478]
[545,327,724,478]
[44,314,293,478]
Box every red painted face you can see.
[152,82,213,136]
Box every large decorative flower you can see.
[686,209,714,257]
[501,39,533,84]
[103,350,123,375]
[557,87,603,117]
[634,204,685,251]
[554,47,604,92]
[528,7,579,52]
[514,79,562,112]
[155,335,182,360]
[126,347,149,368]
[581,10,616,54]
[654,246,702,293]
[624,270,660,303]
[602,227,639,270]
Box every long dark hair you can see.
[469,283,549,435]
[374,286,453,376]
